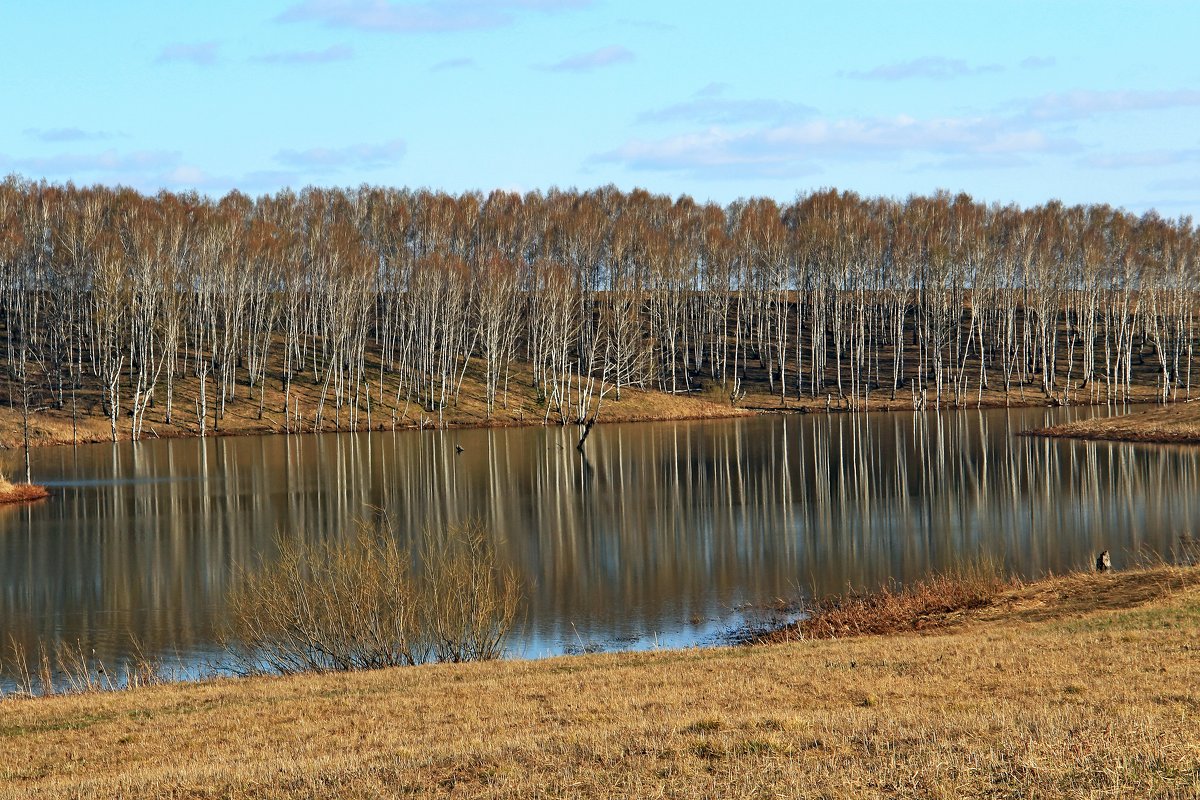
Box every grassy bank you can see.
[1027,400,1200,445]
[0,354,1174,451]
[0,361,757,451]
[3,565,1198,798]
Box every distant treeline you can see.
[0,176,1195,440]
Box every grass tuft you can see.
[755,558,1017,644]
[0,473,49,504]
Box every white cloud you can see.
[1080,148,1200,169]
[156,42,219,65]
[597,115,1077,179]
[253,44,354,64]
[278,0,590,33]
[275,138,407,169]
[23,127,116,143]
[1022,89,1200,121]
[1,149,181,174]
[843,56,1002,81]
[431,56,477,71]
[1020,56,1056,70]
[540,45,633,72]
[638,85,814,125]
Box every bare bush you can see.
[224,521,522,674]
[420,521,523,663]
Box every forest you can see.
[0,176,1196,447]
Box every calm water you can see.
[2,406,1198,686]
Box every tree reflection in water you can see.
[2,404,1194,686]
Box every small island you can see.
[0,475,49,505]
[1026,402,1200,445]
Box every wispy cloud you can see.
[0,144,239,194]
[696,82,728,97]
[23,127,116,143]
[0,148,181,175]
[1148,176,1200,192]
[161,165,219,186]
[1022,89,1200,121]
[252,43,353,64]
[605,79,1200,181]
[1080,147,1200,169]
[914,153,1036,172]
[638,84,814,125]
[431,56,477,71]
[615,17,674,32]
[597,114,1076,179]
[843,56,1002,81]
[156,42,219,65]
[1020,56,1056,70]
[540,45,633,72]
[275,138,407,169]
[278,0,590,33]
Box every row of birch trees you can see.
[1,176,1197,442]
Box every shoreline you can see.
[3,563,1196,797]
[1,385,1172,453]
[1022,399,1200,446]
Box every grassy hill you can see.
[2,565,1198,799]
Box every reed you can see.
[1,635,168,699]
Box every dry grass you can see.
[0,474,48,504]
[3,637,168,698]
[0,359,753,450]
[3,346,1177,452]
[754,559,1017,643]
[1027,400,1200,445]
[2,565,1199,798]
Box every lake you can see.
[2,405,1197,688]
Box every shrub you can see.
[419,521,523,663]
[224,521,522,674]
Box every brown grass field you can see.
[2,564,1199,798]
[1028,401,1200,445]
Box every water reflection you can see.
[2,405,1197,683]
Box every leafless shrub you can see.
[420,521,523,663]
[224,521,522,674]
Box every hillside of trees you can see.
[0,176,1195,449]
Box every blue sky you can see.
[3,1,1199,213]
